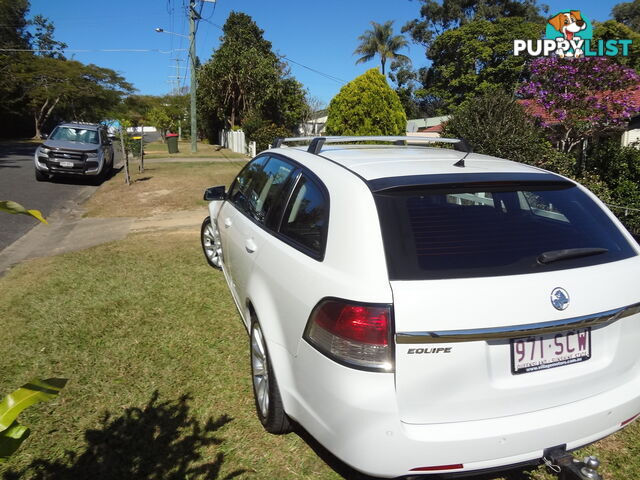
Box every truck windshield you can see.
[50,127,99,144]
[374,181,636,280]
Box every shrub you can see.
[243,119,292,152]
[442,89,569,169]
[325,69,406,136]
[586,139,640,233]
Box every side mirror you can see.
[40,133,48,140]
[204,185,227,201]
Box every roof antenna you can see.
[453,138,473,167]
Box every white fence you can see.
[219,129,256,157]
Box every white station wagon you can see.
[201,136,640,478]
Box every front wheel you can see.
[201,216,222,269]
[35,168,48,182]
[250,320,291,434]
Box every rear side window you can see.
[280,175,328,256]
[375,182,636,280]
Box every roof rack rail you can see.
[272,135,473,155]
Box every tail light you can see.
[303,298,393,372]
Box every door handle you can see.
[224,218,232,228]
[245,238,257,253]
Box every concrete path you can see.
[0,206,206,276]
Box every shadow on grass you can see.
[3,391,246,480]
[294,423,538,480]
[135,176,153,183]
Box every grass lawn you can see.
[1,233,639,480]
[1,160,639,479]
[84,161,245,218]
[143,140,247,160]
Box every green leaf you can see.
[0,378,67,433]
[0,421,30,463]
[0,201,48,224]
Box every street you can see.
[0,141,120,251]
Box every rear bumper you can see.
[287,340,640,478]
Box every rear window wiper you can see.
[537,248,608,265]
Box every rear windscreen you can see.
[374,182,636,280]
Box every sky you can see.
[30,0,622,106]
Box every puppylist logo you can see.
[514,10,633,58]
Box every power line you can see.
[199,17,346,85]
[0,48,187,54]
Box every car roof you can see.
[57,122,101,130]
[271,139,561,188]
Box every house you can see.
[406,115,450,138]
[622,115,640,147]
[299,110,327,136]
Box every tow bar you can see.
[544,446,604,480]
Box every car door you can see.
[218,155,297,317]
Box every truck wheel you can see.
[35,168,48,182]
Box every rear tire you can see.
[250,319,291,434]
[35,168,48,182]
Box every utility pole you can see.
[189,0,198,153]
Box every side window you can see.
[280,175,328,256]
[253,157,295,222]
[228,156,295,224]
[228,156,270,218]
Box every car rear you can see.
[296,150,640,477]
[373,170,640,475]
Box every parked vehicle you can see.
[201,136,640,478]
[34,122,114,183]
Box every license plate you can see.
[59,161,74,167]
[510,328,591,375]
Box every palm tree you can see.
[354,21,410,75]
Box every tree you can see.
[197,12,305,142]
[0,0,32,135]
[0,0,31,49]
[403,0,546,48]
[612,0,640,32]
[325,69,407,136]
[147,107,173,141]
[29,14,67,58]
[0,1,131,138]
[423,17,543,111]
[11,57,133,137]
[593,20,640,72]
[354,21,410,75]
[198,12,280,130]
[518,57,640,154]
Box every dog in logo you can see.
[548,11,587,57]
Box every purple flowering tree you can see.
[518,57,640,153]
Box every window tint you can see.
[375,182,636,280]
[253,157,295,223]
[228,156,296,223]
[228,156,270,220]
[281,176,328,255]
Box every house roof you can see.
[406,115,451,132]
[418,124,444,133]
[518,86,640,125]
